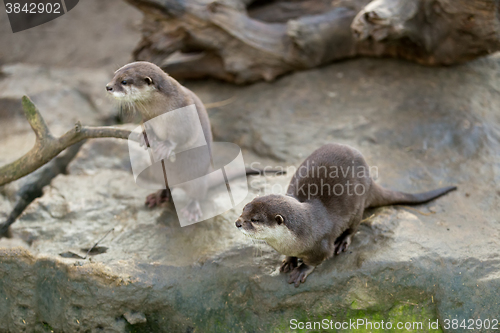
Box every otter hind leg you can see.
[145,188,172,208]
[280,256,298,273]
[288,263,315,288]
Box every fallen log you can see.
[126,0,500,83]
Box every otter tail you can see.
[367,183,457,208]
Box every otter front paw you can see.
[288,264,315,288]
[280,256,298,273]
[334,234,352,255]
[151,139,176,161]
[145,189,171,208]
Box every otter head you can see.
[235,194,291,242]
[106,61,167,103]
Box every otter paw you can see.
[180,200,203,223]
[152,139,176,161]
[280,256,298,273]
[145,189,170,208]
[288,264,315,288]
[334,235,352,255]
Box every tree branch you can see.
[22,96,53,142]
[0,96,138,187]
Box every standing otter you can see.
[106,61,284,223]
[106,61,213,221]
[235,143,456,287]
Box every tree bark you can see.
[126,0,500,84]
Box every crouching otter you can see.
[235,143,456,287]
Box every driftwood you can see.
[126,0,500,83]
[0,97,137,187]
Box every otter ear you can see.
[275,214,284,225]
[145,77,153,85]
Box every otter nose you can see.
[235,219,242,228]
[106,85,113,92]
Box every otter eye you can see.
[121,80,127,85]
[251,218,258,222]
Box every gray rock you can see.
[0,65,121,238]
[123,311,147,325]
[1,55,500,332]
[0,64,116,136]
[0,65,119,199]
[0,0,142,70]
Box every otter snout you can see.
[106,85,113,92]
[235,218,242,228]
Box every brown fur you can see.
[107,61,212,151]
[107,62,213,220]
[107,62,284,221]
[236,143,456,287]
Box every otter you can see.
[235,143,456,287]
[106,62,283,223]
[106,61,213,221]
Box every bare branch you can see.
[0,96,138,187]
[21,96,53,142]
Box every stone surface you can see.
[0,64,116,137]
[0,55,499,332]
[0,64,120,201]
[124,311,147,325]
[0,0,142,71]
